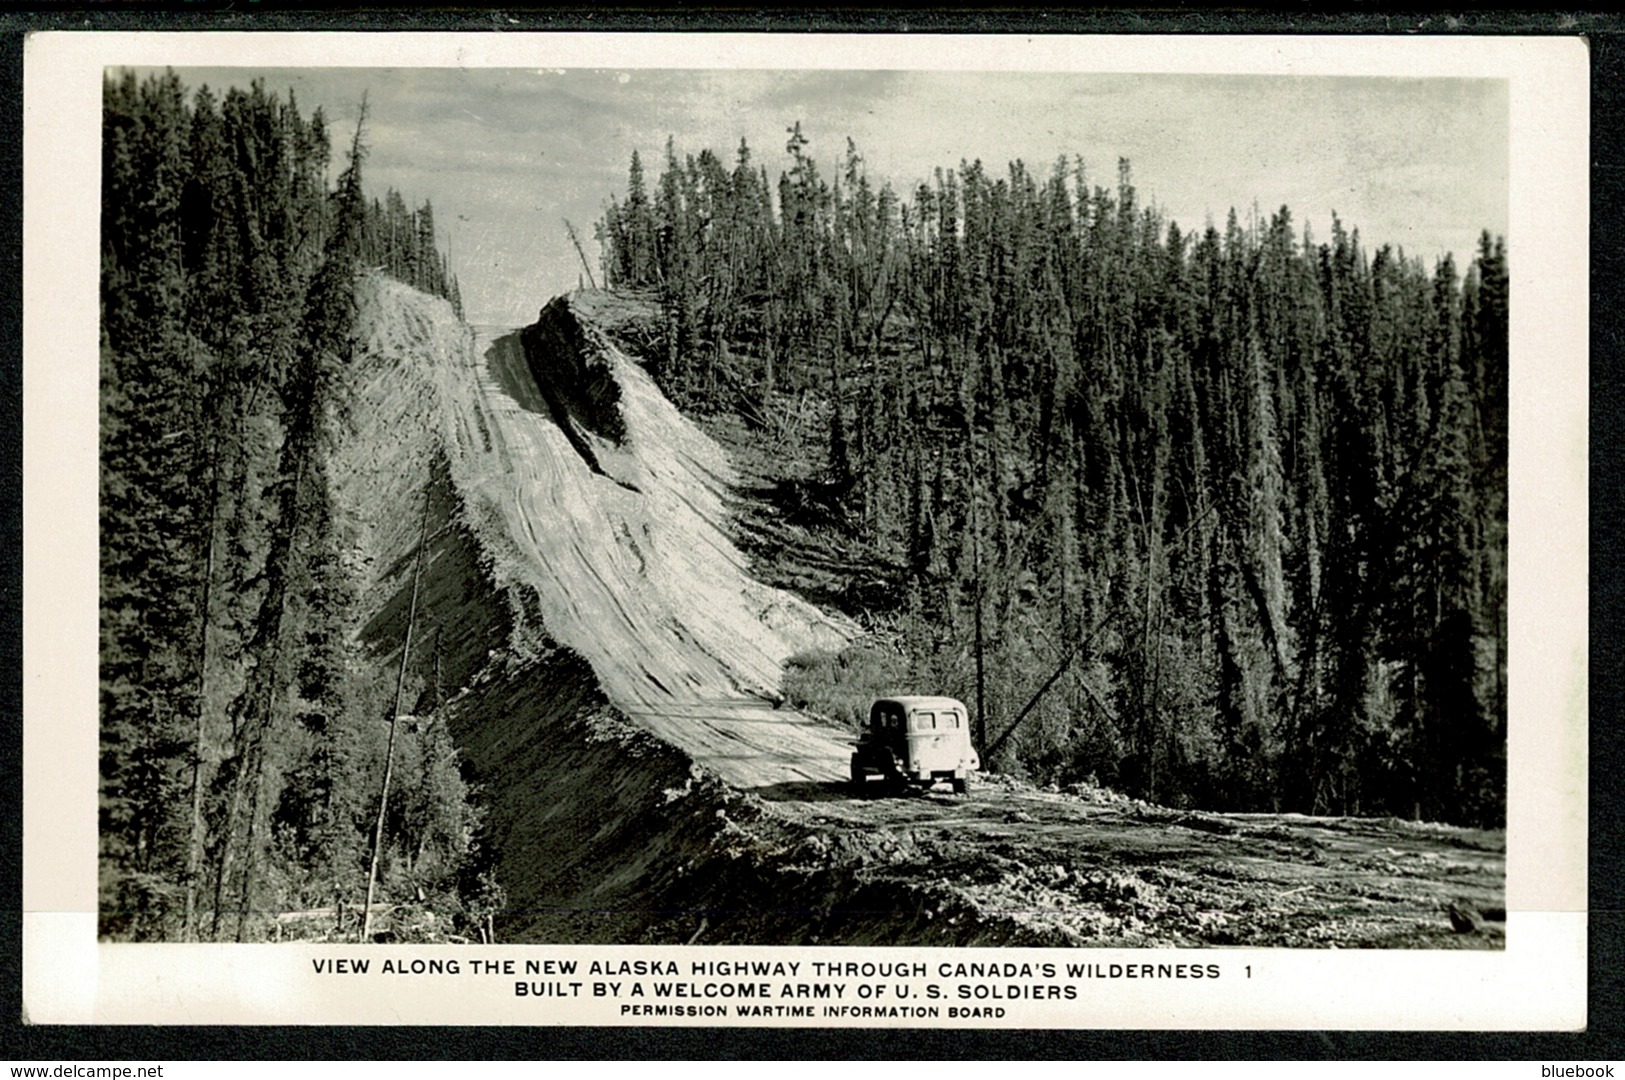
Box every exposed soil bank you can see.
[338,276,868,942]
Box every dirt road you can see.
[715,775,1507,947]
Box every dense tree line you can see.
[598,128,1507,826]
[100,71,493,941]
[365,188,464,316]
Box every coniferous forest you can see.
[595,128,1508,828]
[99,71,490,942]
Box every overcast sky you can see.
[157,67,1508,328]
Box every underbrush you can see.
[781,639,914,733]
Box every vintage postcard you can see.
[21,31,1587,1028]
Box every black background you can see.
[0,5,1617,1061]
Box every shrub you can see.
[782,643,914,733]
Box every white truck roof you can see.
[873,696,968,713]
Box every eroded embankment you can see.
[334,275,897,944]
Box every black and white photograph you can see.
[21,31,1587,1029]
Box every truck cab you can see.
[850,696,980,795]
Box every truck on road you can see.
[850,696,980,795]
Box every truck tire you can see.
[850,755,871,796]
[952,777,971,795]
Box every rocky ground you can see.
[711,772,1506,949]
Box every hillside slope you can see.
[331,275,1505,948]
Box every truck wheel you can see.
[952,777,971,795]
